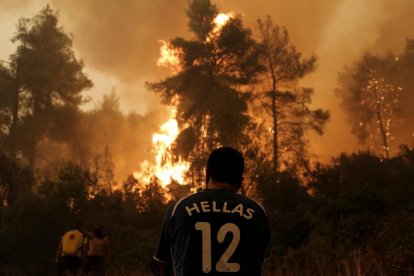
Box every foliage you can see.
[6,5,92,167]
[64,92,161,181]
[336,40,414,158]
[0,151,33,206]
[0,64,13,148]
[255,16,329,177]
[0,153,166,275]
[148,0,261,187]
[268,148,414,275]
[1,2,414,276]
[2,145,414,274]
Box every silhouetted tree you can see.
[148,0,261,186]
[255,16,329,178]
[10,5,92,169]
[336,54,403,158]
[64,92,160,180]
[0,63,16,154]
[0,151,33,206]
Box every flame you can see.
[139,12,234,189]
[133,102,189,188]
[215,13,232,27]
[157,40,182,71]
[212,12,233,34]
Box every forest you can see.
[1,0,414,275]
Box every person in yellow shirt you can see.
[56,222,85,275]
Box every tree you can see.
[392,39,414,144]
[336,54,403,158]
[148,0,261,186]
[255,16,329,178]
[63,92,160,181]
[0,61,19,155]
[0,151,33,206]
[9,5,92,168]
[0,64,12,148]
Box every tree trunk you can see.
[266,44,279,181]
[373,86,390,158]
[271,87,278,179]
[28,96,41,172]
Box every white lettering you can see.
[212,201,220,212]
[200,201,211,212]
[223,202,231,213]
[231,204,244,216]
[185,201,255,219]
[186,203,201,216]
[243,208,255,219]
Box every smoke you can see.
[51,0,189,82]
[0,0,31,10]
[2,0,414,164]
[216,0,414,159]
[308,0,414,159]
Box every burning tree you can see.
[148,0,261,187]
[336,54,403,158]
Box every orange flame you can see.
[139,12,234,189]
[211,12,233,35]
[133,103,189,188]
[157,40,182,71]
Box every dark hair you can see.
[94,223,105,239]
[206,147,244,187]
[73,221,84,231]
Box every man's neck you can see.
[207,181,235,191]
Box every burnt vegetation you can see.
[1,1,414,275]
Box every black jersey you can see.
[154,189,270,276]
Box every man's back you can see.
[61,229,83,256]
[155,189,270,275]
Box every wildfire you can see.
[157,40,182,71]
[134,12,235,189]
[210,12,234,38]
[133,103,190,188]
[214,13,233,29]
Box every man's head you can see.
[206,147,244,190]
[94,223,105,239]
[73,221,84,231]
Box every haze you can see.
[1,0,413,164]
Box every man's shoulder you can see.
[63,229,84,239]
[234,193,268,217]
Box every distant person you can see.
[153,147,270,275]
[83,223,110,275]
[56,222,85,276]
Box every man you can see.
[154,147,270,275]
[83,223,110,275]
[56,222,85,276]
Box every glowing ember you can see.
[157,40,182,71]
[133,104,189,188]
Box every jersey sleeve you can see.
[153,204,174,264]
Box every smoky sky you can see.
[51,0,189,82]
[2,0,414,160]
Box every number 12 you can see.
[195,222,240,273]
